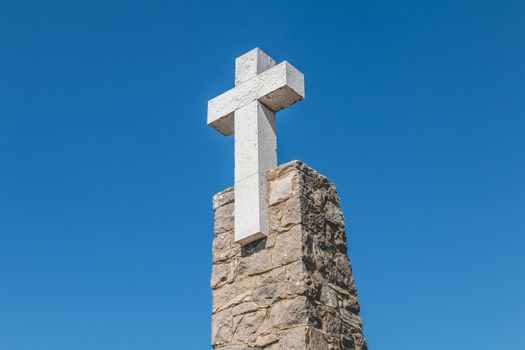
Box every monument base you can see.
[211,161,367,350]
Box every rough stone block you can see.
[268,296,309,329]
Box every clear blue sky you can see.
[1,1,523,349]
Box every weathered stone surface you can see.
[272,225,303,267]
[280,196,303,228]
[287,261,307,295]
[232,302,259,316]
[269,170,299,205]
[232,309,267,343]
[309,327,330,350]
[268,296,309,329]
[250,283,286,307]
[213,188,235,209]
[212,308,232,346]
[211,161,367,349]
[279,326,307,350]
[238,248,273,277]
[217,346,255,350]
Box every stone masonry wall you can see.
[211,161,367,350]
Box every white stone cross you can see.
[208,48,305,245]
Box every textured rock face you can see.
[211,161,367,350]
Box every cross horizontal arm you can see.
[207,62,304,136]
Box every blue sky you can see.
[1,0,524,349]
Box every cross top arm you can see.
[207,54,305,136]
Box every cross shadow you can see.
[240,237,267,257]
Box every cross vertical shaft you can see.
[234,49,277,244]
[234,101,276,244]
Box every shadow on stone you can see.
[241,237,267,257]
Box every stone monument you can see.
[208,48,367,350]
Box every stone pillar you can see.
[211,161,367,350]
